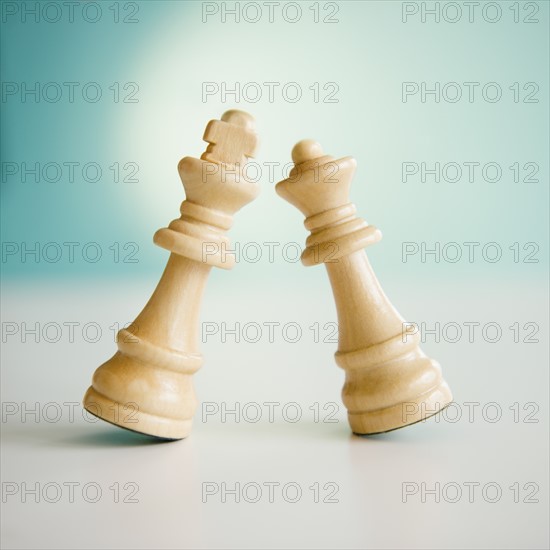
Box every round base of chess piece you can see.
[336,324,454,435]
[82,388,183,440]
[83,387,194,440]
[347,381,453,435]
[82,342,201,440]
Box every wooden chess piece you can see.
[83,110,259,440]
[276,140,452,434]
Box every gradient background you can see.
[1,1,549,549]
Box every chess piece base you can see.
[83,387,192,440]
[348,381,452,435]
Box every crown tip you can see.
[221,109,255,130]
[291,140,324,165]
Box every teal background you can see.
[1,0,548,286]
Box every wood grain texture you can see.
[83,110,259,439]
[276,140,452,434]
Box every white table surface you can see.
[1,277,548,549]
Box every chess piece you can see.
[83,110,259,439]
[276,140,452,434]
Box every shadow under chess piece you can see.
[83,110,259,440]
[276,140,452,435]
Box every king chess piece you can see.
[83,110,259,440]
[276,140,453,434]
